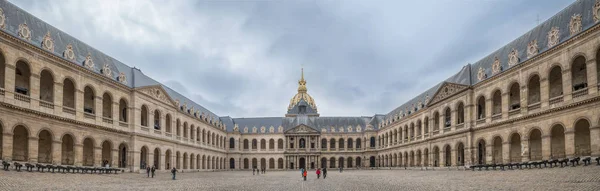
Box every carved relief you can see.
[140,87,173,105]
[508,48,519,66]
[18,23,31,41]
[260,126,266,133]
[83,53,95,70]
[366,124,374,131]
[278,126,284,133]
[339,127,344,133]
[356,125,362,132]
[64,44,76,61]
[492,57,502,74]
[42,31,54,52]
[547,27,560,48]
[527,40,538,59]
[243,126,248,133]
[269,126,274,133]
[0,8,6,29]
[595,0,600,23]
[321,128,327,133]
[233,124,239,132]
[429,82,468,105]
[252,126,257,133]
[102,63,112,78]
[569,14,582,36]
[347,126,353,132]
[330,126,336,133]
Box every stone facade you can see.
[0,0,599,173]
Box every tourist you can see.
[252,168,255,175]
[303,169,307,181]
[151,166,156,178]
[171,167,178,180]
[146,166,151,177]
[323,168,327,179]
[300,168,304,177]
[316,168,321,179]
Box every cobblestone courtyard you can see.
[1,166,600,191]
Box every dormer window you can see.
[299,105,307,114]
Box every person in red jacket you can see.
[316,168,321,179]
[303,169,308,181]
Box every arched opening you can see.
[298,157,305,169]
[0,52,5,88]
[83,86,95,114]
[321,157,327,168]
[330,138,336,149]
[551,124,566,158]
[369,137,375,148]
[423,118,429,134]
[82,138,94,166]
[61,134,75,165]
[444,108,451,128]
[456,143,465,166]
[63,78,76,110]
[492,90,502,116]
[252,139,257,150]
[266,139,273,150]
[329,157,336,168]
[101,141,112,167]
[190,154,195,169]
[140,146,149,169]
[338,157,345,168]
[39,70,54,103]
[37,130,52,163]
[229,138,235,149]
[369,156,375,167]
[140,105,149,127]
[12,125,29,161]
[509,133,521,163]
[571,56,588,92]
[230,158,235,169]
[278,139,283,150]
[243,158,248,169]
[529,129,542,160]
[119,99,128,122]
[101,93,112,119]
[549,66,563,99]
[410,123,415,139]
[183,122,188,138]
[338,138,344,149]
[528,75,541,105]
[574,119,591,156]
[457,103,465,124]
[417,121,422,137]
[278,158,284,169]
[493,136,503,164]
[347,157,353,168]
[509,83,520,110]
[183,153,188,169]
[321,138,327,149]
[261,139,267,150]
[243,139,249,150]
[175,152,181,169]
[119,143,128,168]
[165,114,171,133]
[15,61,30,96]
[196,154,200,169]
[444,146,451,166]
[356,157,362,167]
[477,139,486,164]
[201,155,206,169]
[269,158,275,169]
[176,119,181,136]
[423,149,429,166]
[356,138,362,149]
[416,150,421,166]
[153,110,160,130]
[251,158,257,169]
[433,147,440,167]
[477,96,486,119]
[348,138,354,149]
[153,148,160,169]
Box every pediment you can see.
[427,82,469,106]
[285,124,319,134]
[136,85,178,107]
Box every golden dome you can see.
[288,68,317,111]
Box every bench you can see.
[582,157,591,166]
[13,162,23,172]
[2,161,10,171]
[569,157,580,167]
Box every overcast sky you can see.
[12,0,572,118]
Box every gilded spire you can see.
[298,67,307,93]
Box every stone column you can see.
[521,138,530,162]
[486,144,493,164]
[586,59,598,94]
[539,77,549,109]
[94,146,102,167]
[485,98,493,123]
[591,126,600,157]
[562,68,573,101]
[28,137,39,163]
[450,109,456,132]
[94,95,102,123]
[2,132,13,161]
[74,143,83,166]
[502,142,510,163]
[112,149,119,168]
[541,135,551,160]
[52,140,62,165]
[3,58,16,98]
[565,129,575,158]
[53,82,63,113]
[520,85,528,114]
[30,72,40,109]
[501,92,509,118]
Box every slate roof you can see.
[221,115,381,134]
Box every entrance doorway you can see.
[299,157,306,169]
[310,162,314,169]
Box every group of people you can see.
[301,168,327,181]
[144,166,179,180]
[252,166,266,175]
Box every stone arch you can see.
[61,133,75,165]
[12,125,29,161]
[338,138,345,149]
[269,158,275,169]
[456,142,465,166]
[423,148,429,166]
[476,138,487,164]
[509,133,521,163]
[140,146,150,169]
[550,124,566,158]
[118,143,128,168]
[443,145,451,166]
[83,85,95,114]
[243,158,249,169]
[508,82,521,110]
[252,139,257,150]
[476,95,486,119]
[183,152,188,169]
[118,98,128,122]
[329,157,336,168]
[14,60,31,96]
[432,146,440,167]
[37,129,53,163]
[492,89,502,115]
[416,149,422,166]
[140,105,149,127]
[529,128,542,160]
[492,136,503,164]
[456,102,465,124]
[62,77,76,109]
[153,109,161,130]
[176,151,181,169]
[101,140,113,167]
[548,65,563,98]
[261,139,267,150]
[571,55,588,92]
[574,118,591,156]
[82,137,95,166]
[153,147,160,169]
[39,69,54,103]
[528,74,541,105]
[444,107,451,128]
[330,138,336,149]
[252,158,257,169]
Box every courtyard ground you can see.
[1,166,600,191]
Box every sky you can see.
[12,0,573,118]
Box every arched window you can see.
[153,110,160,130]
[330,138,336,149]
[321,138,327,149]
[260,139,266,150]
[356,138,361,148]
[63,78,76,110]
[477,96,485,119]
[492,90,502,115]
[299,138,306,149]
[277,139,283,150]
[165,114,172,132]
[444,108,451,128]
[423,117,429,134]
[369,137,375,148]
[269,139,274,150]
[549,66,563,99]
[509,83,520,110]
[252,139,257,150]
[140,105,148,127]
[119,99,127,122]
[434,112,440,130]
[0,53,4,89]
[83,86,95,114]
[229,138,235,149]
[338,138,344,149]
[102,93,112,119]
[347,138,354,149]
[243,139,249,150]
[39,70,54,103]
[15,61,30,96]
[176,119,181,136]
[528,75,541,105]
[456,103,464,124]
[571,56,587,92]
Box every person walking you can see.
[252,168,255,175]
[303,169,307,181]
[171,167,178,180]
[146,166,151,178]
[151,166,156,178]
[323,168,327,179]
[316,168,321,179]
[300,168,304,177]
